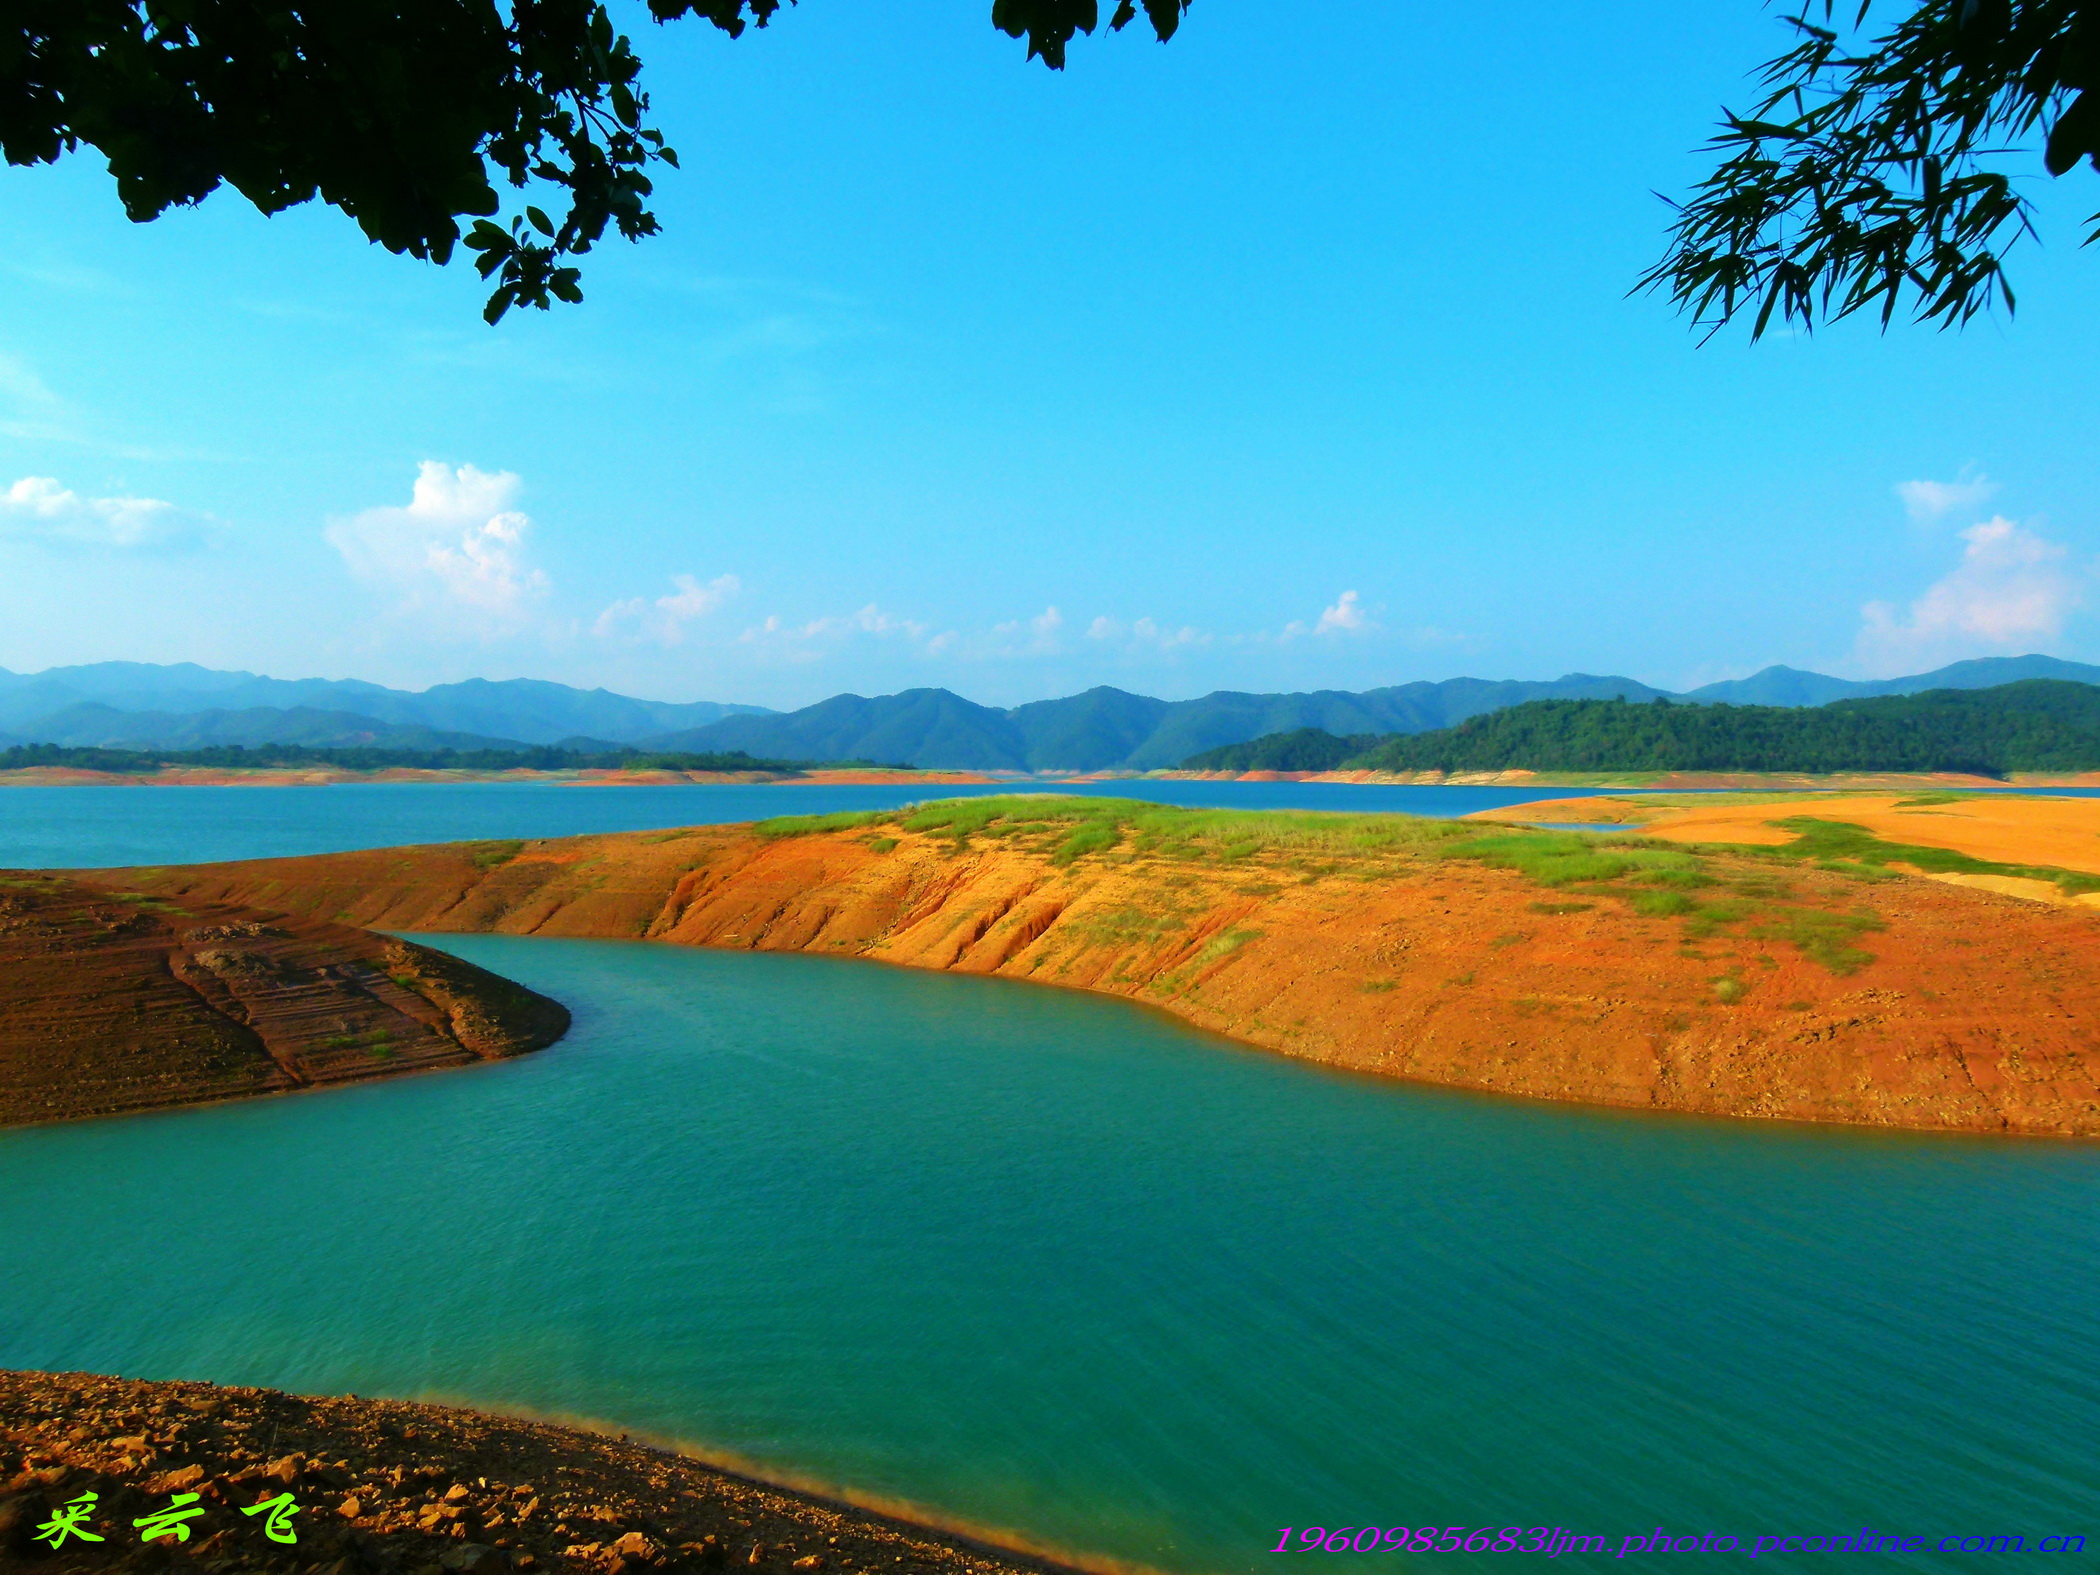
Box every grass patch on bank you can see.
[467,840,525,870]
[760,795,1481,864]
[1436,827,1896,976]
[753,809,894,839]
[755,797,2061,979]
[1745,817,2100,895]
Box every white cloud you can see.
[1280,589,1378,641]
[326,461,548,629]
[1856,517,2082,672]
[595,573,741,644]
[982,605,1065,657]
[739,603,932,662]
[1895,472,1996,522]
[0,475,192,547]
[1315,589,1370,634]
[1083,614,1208,650]
[1132,617,1209,649]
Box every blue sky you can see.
[4,1,2099,708]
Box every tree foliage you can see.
[1644,0,2100,338]
[1193,681,2100,775]
[1181,728,1380,773]
[5,0,1189,322]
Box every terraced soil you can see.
[0,874,568,1129]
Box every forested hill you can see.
[1185,681,2100,775]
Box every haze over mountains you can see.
[3,655,2097,770]
[0,664,772,750]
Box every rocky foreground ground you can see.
[0,1372,1056,1575]
[0,875,569,1128]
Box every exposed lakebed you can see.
[2,789,2096,1572]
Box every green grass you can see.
[1681,898,1758,938]
[1630,890,1696,917]
[1747,907,1885,975]
[753,808,894,840]
[467,840,525,870]
[749,797,1967,978]
[1437,832,1705,888]
[1758,817,2100,895]
[1196,927,1264,964]
[759,795,1479,864]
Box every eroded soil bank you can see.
[87,802,2100,1137]
[0,1371,1061,1575]
[0,875,568,1129]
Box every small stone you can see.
[338,1496,363,1519]
[151,1464,206,1493]
[445,1483,474,1503]
[794,1557,826,1569]
[609,1532,660,1562]
[750,1543,769,1565]
[265,1453,304,1483]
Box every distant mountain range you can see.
[0,663,773,750]
[3,654,2097,768]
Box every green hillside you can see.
[1187,681,2100,775]
[1181,729,1379,772]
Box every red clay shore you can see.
[86,804,2100,1138]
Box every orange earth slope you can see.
[81,803,2100,1138]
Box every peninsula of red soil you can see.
[88,799,2100,1137]
[0,1370,1060,1575]
[0,874,568,1129]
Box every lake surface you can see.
[4,940,2095,1573]
[4,792,2096,1572]
[0,780,1602,868]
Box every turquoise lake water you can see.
[0,781,1595,868]
[3,791,2097,1570]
